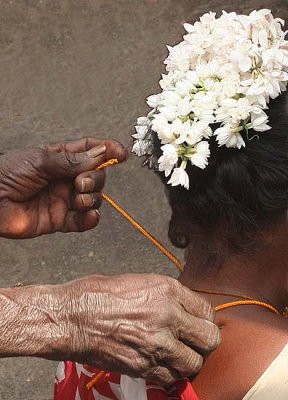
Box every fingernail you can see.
[95,209,100,216]
[81,177,94,193]
[87,145,106,158]
[80,194,94,207]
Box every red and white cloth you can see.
[54,361,200,400]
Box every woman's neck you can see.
[178,221,288,313]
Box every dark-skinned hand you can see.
[0,137,127,238]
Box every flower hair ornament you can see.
[132,9,288,189]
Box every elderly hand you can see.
[0,137,126,238]
[59,273,219,385]
[0,274,219,385]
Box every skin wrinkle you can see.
[84,137,90,152]
[64,149,80,167]
[0,171,27,199]
[0,291,54,357]
[45,186,55,234]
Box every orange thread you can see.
[96,159,184,272]
[97,159,119,170]
[215,300,281,315]
[86,370,106,390]
[101,192,184,271]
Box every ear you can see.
[168,215,190,248]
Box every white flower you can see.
[185,120,212,145]
[159,73,174,90]
[187,141,210,169]
[262,48,288,69]
[132,139,152,156]
[152,114,174,144]
[159,71,187,90]
[177,97,193,115]
[171,119,192,145]
[161,91,181,107]
[137,117,150,126]
[158,144,179,177]
[190,94,215,123]
[230,45,253,73]
[215,124,246,149]
[185,70,202,85]
[250,110,271,132]
[249,70,287,99]
[200,12,216,27]
[151,114,168,131]
[132,125,149,140]
[168,167,190,189]
[246,94,268,108]
[220,72,241,98]
[183,23,194,34]
[175,79,194,96]
[164,42,192,72]
[146,94,161,108]
[215,98,260,125]
[159,106,177,122]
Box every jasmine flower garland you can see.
[132,9,288,189]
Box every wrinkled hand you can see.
[61,273,220,385]
[0,137,126,238]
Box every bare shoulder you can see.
[191,310,288,400]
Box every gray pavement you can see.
[0,0,285,398]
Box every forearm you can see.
[0,284,69,359]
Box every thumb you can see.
[43,144,108,179]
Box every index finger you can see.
[41,137,128,163]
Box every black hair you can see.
[154,91,288,254]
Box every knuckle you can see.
[201,300,216,321]
[134,358,149,374]
[166,376,176,386]
[188,352,203,375]
[206,323,221,351]
[147,367,174,386]
[64,150,79,168]
[149,333,171,360]
[158,304,171,321]
[157,304,179,328]
[162,276,182,295]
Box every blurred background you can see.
[0,0,286,398]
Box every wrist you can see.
[0,284,70,360]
